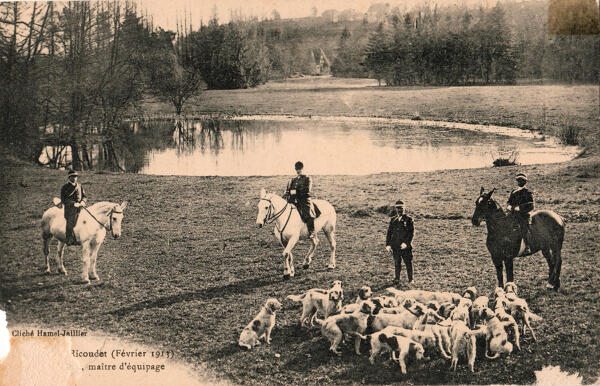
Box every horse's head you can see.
[256,188,270,228]
[472,187,496,226]
[109,201,127,238]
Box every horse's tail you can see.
[41,209,53,238]
[41,209,55,256]
[286,294,306,302]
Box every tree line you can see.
[334,1,599,85]
[0,1,207,169]
[1,1,597,168]
[0,2,282,169]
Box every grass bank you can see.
[143,79,599,150]
[1,152,599,384]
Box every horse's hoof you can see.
[283,274,290,280]
[545,283,554,290]
[59,271,68,276]
[44,270,51,275]
[90,276,100,281]
[327,266,335,271]
[302,264,309,270]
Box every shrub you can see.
[492,150,519,167]
[493,158,518,167]
[559,124,581,146]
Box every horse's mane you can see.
[488,197,510,220]
[266,192,285,203]
[87,201,117,215]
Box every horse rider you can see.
[284,161,316,239]
[507,172,534,255]
[386,200,415,286]
[61,169,87,246]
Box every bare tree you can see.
[0,1,52,161]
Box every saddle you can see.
[508,213,532,233]
[311,202,322,219]
[288,199,321,219]
[508,213,535,256]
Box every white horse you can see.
[256,188,337,279]
[41,201,127,284]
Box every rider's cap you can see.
[394,200,404,207]
[68,169,79,177]
[294,161,304,170]
[516,173,527,182]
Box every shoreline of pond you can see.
[126,113,584,166]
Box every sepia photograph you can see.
[0,0,598,384]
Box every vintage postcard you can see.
[0,0,598,384]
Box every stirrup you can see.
[66,236,80,246]
[522,240,531,255]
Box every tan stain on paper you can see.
[0,336,80,386]
[548,0,600,35]
[0,326,227,386]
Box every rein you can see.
[480,198,507,222]
[261,198,287,224]
[82,206,120,232]
[260,197,294,236]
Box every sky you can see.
[136,0,425,30]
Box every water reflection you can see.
[39,118,577,176]
[139,118,575,176]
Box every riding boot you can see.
[524,230,532,255]
[65,227,76,246]
[521,226,531,255]
[307,217,316,239]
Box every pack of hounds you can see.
[238,281,543,374]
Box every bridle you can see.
[259,197,294,236]
[82,206,122,233]
[476,195,505,222]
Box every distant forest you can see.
[247,0,599,85]
[0,1,598,167]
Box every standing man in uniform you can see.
[507,172,534,255]
[285,161,316,239]
[61,169,87,246]
[386,200,415,286]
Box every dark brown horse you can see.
[471,187,565,290]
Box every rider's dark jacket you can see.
[61,182,86,221]
[286,174,313,221]
[386,214,414,251]
[507,186,534,214]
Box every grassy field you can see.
[144,77,600,150]
[1,155,599,384]
[1,80,599,384]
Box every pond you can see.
[39,116,579,176]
